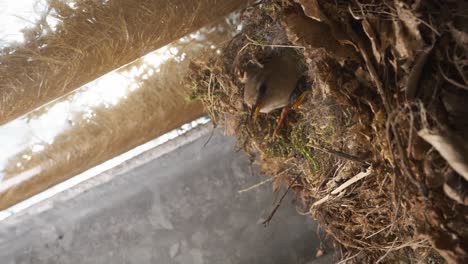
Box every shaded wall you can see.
[0,127,325,264]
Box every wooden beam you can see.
[0,10,242,208]
[0,0,248,124]
[0,66,204,209]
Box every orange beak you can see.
[250,103,262,121]
[291,91,308,109]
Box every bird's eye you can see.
[258,83,267,97]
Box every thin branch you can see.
[438,64,468,90]
[244,34,305,50]
[238,167,293,193]
[262,173,301,227]
[387,112,428,196]
[238,177,274,193]
[331,168,372,195]
[312,168,373,206]
[308,143,368,166]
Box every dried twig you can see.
[236,34,305,62]
[238,167,293,193]
[387,112,428,196]
[262,173,301,227]
[312,167,373,206]
[308,143,368,166]
[437,64,468,91]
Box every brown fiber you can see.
[189,1,468,262]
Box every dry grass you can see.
[189,0,468,262]
[0,0,247,125]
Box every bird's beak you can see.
[250,103,262,121]
[291,91,308,109]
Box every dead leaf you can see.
[418,128,468,181]
[297,0,326,22]
[392,5,424,59]
[443,171,468,206]
[281,11,359,62]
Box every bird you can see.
[242,49,308,135]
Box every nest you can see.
[188,0,468,263]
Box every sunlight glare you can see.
[0,0,49,47]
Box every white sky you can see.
[0,0,49,47]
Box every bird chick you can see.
[243,49,307,135]
[243,49,304,119]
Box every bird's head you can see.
[242,49,304,120]
[242,69,267,121]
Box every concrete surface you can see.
[0,125,329,264]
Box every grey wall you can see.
[0,126,328,264]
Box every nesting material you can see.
[188,1,468,262]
